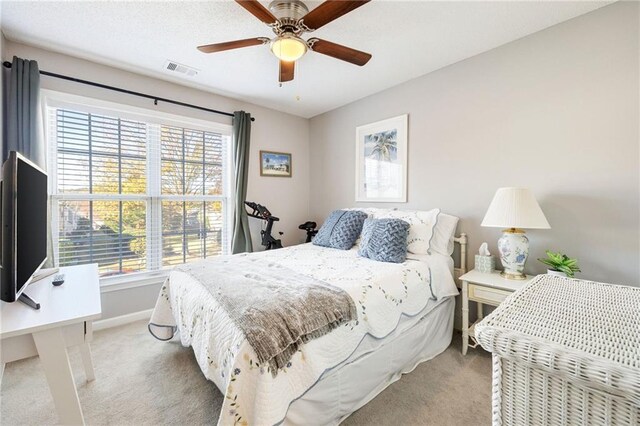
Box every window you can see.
[48,100,232,279]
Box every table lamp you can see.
[481,188,550,280]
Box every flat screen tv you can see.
[1,151,48,307]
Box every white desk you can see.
[1,263,101,425]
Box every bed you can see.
[150,226,467,426]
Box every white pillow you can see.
[344,207,388,217]
[431,213,459,256]
[372,208,440,255]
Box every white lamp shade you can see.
[481,187,551,229]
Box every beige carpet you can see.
[1,320,491,425]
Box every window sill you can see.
[100,271,169,293]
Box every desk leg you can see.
[477,301,484,320]
[33,328,85,425]
[462,280,469,355]
[79,343,95,382]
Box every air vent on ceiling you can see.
[163,60,198,77]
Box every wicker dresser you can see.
[475,274,640,425]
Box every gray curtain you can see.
[231,111,253,254]
[4,56,53,267]
[4,56,44,167]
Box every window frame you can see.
[42,90,234,287]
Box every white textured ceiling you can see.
[2,1,612,118]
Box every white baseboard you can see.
[93,309,153,331]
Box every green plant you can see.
[538,250,581,277]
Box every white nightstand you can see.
[459,269,534,355]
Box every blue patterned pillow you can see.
[313,210,345,247]
[358,218,410,263]
[330,210,368,250]
[313,210,368,250]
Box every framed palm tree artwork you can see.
[355,114,408,202]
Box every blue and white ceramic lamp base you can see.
[497,229,529,280]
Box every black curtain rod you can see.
[2,61,254,122]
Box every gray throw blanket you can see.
[175,256,357,374]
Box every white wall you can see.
[309,2,639,286]
[4,40,311,319]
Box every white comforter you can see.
[149,243,458,426]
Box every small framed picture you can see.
[260,151,292,177]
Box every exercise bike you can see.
[298,221,318,243]
[244,201,283,250]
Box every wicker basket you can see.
[475,275,640,425]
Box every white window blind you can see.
[48,104,231,278]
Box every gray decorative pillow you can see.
[330,210,368,250]
[358,218,410,263]
[313,210,368,250]
[313,210,345,247]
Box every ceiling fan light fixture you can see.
[198,0,373,82]
[271,34,307,62]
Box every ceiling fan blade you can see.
[279,60,295,83]
[197,38,268,53]
[235,0,278,25]
[308,38,371,66]
[300,0,370,31]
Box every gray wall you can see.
[2,1,638,322]
[3,40,311,319]
[309,2,639,286]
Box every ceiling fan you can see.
[197,0,372,83]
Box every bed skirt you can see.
[284,296,455,425]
